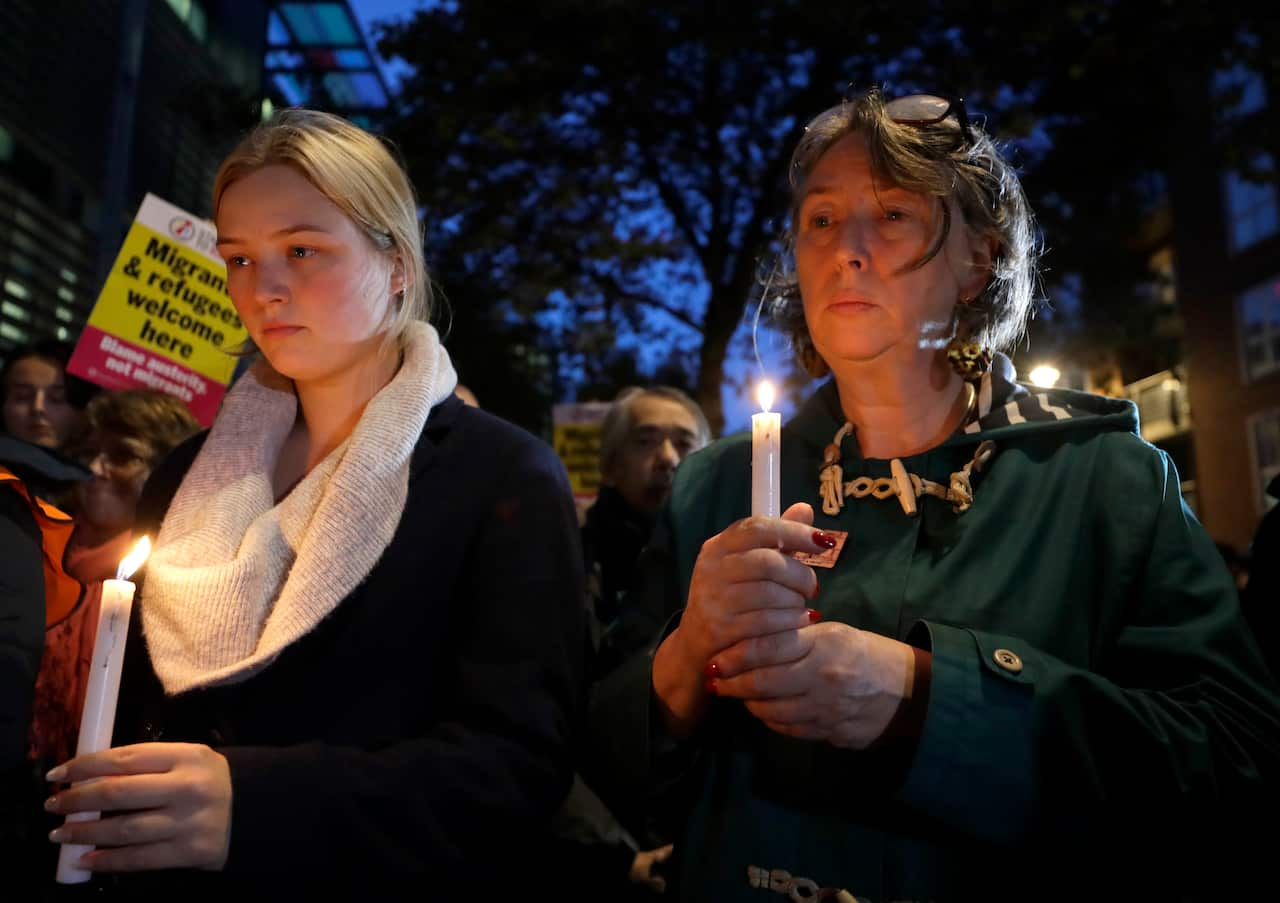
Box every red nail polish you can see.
[705,677,719,694]
[813,531,838,549]
[704,662,720,678]
[807,608,822,622]
[811,580,821,599]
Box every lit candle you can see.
[752,381,781,518]
[56,536,151,885]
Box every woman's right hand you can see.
[651,502,834,736]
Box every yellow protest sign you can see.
[553,401,612,519]
[68,194,246,425]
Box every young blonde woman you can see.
[42,110,584,897]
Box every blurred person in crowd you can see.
[1,341,95,510]
[2,340,96,454]
[590,88,1280,901]
[0,462,50,871]
[586,386,711,678]
[15,389,198,887]
[41,109,583,898]
[27,389,202,771]
[551,386,710,901]
[0,342,96,879]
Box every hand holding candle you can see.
[752,380,781,518]
[55,536,150,885]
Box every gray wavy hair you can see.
[599,386,711,474]
[767,87,1042,377]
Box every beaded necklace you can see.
[817,383,997,517]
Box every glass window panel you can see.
[1225,151,1279,253]
[1,322,30,343]
[268,10,291,46]
[280,4,322,43]
[351,72,388,107]
[1239,279,1280,381]
[272,72,308,106]
[336,48,371,68]
[266,49,305,70]
[314,3,360,43]
[321,72,357,107]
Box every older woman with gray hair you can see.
[593,87,1280,901]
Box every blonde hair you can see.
[213,108,432,344]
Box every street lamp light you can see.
[1029,365,1060,388]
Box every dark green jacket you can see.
[593,379,1280,902]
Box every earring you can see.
[946,337,991,382]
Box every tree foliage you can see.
[376,0,1277,432]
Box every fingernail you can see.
[45,765,66,782]
[813,531,837,549]
[704,662,720,678]
[48,828,67,843]
[704,677,719,694]
[43,796,59,813]
[811,580,821,599]
[807,608,822,622]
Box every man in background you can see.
[583,386,710,676]
[552,385,709,900]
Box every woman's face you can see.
[75,429,155,534]
[794,132,990,370]
[215,165,402,387]
[3,355,83,449]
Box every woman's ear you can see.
[961,233,998,301]
[390,254,406,298]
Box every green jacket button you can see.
[993,648,1023,673]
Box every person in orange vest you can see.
[0,461,78,871]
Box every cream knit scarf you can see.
[141,321,456,695]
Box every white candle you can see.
[752,381,781,518]
[56,536,151,885]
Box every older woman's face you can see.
[794,133,988,370]
[75,430,155,535]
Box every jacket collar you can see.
[787,352,1140,460]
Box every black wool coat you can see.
[100,395,585,900]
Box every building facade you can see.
[1168,64,1280,553]
[0,0,391,362]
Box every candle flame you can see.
[756,380,775,413]
[116,536,152,581]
